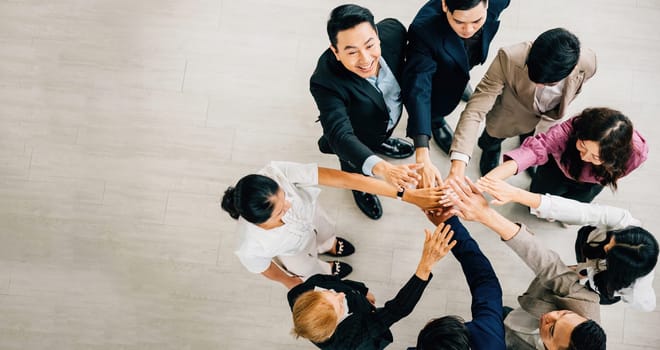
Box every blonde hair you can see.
[291,291,338,343]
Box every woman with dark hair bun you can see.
[222,161,445,289]
[484,107,648,203]
[477,177,659,311]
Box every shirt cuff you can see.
[363,155,384,176]
[413,135,430,148]
[529,194,551,218]
[449,151,470,164]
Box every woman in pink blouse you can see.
[484,107,648,202]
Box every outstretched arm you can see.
[478,176,640,229]
[376,222,457,328]
[317,167,443,210]
[446,178,581,295]
[261,262,303,290]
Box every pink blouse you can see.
[504,117,648,184]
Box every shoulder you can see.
[497,42,532,68]
[409,0,446,37]
[311,49,350,88]
[576,47,597,77]
[487,0,511,17]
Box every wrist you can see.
[372,161,389,177]
[449,160,466,176]
[415,147,430,163]
[397,188,406,201]
[415,264,432,281]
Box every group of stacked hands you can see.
[221,1,657,349]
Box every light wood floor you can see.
[1,0,659,349]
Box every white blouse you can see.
[234,161,320,273]
[531,194,656,311]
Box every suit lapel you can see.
[444,33,470,76]
[355,74,388,113]
[329,56,388,113]
[558,70,584,117]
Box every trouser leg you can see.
[478,129,505,152]
[313,203,336,254]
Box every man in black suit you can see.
[311,4,421,220]
[402,0,510,188]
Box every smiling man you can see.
[402,0,510,189]
[310,4,421,220]
[445,177,606,350]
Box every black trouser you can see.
[530,159,604,203]
[477,129,535,152]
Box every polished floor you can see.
[1,0,659,349]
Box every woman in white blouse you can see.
[474,176,659,311]
[222,161,445,289]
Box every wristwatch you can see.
[396,188,405,200]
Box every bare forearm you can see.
[260,262,302,289]
[479,209,520,241]
[514,188,542,209]
[485,160,518,180]
[318,167,397,198]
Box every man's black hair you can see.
[527,28,581,84]
[327,4,376,49]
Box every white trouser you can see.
[277,204,335,279]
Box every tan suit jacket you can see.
[503,225,601,349]
[451,42,597,157]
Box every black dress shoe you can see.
[431,120,454,155]
[461,83,473,102]
[324,237,355,257]
[375,137,414,159]
[479,148,500,176]
[352,190,383,220]
[329,261,353,279]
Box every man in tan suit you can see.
[446,177,606,350]
[447,28,597,179]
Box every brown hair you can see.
[560,107,634,189]
[291,291,338,343]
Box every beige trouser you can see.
[276,204,336,279]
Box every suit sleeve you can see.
[374,273,432,328]
[451,48,508,157]
[444,217,505,346]
[402,26,438,142]
[311,80,375,172]
[505,226,585,297]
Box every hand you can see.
[404,186,444,210]
[445,177,492,223]
[445,160,466,187]
[416,222,457,280]
[418,160,443,189]
[374,162,422,190]
[424,207,454,226]
[366,291,376,306]
[477,176,521,205]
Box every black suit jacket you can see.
[402,0,510,140]
[311,19,407,172]
[287,273,431,350]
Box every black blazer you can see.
[402,0,510,139]
[287,273,431,350]
[311,19,407,172]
